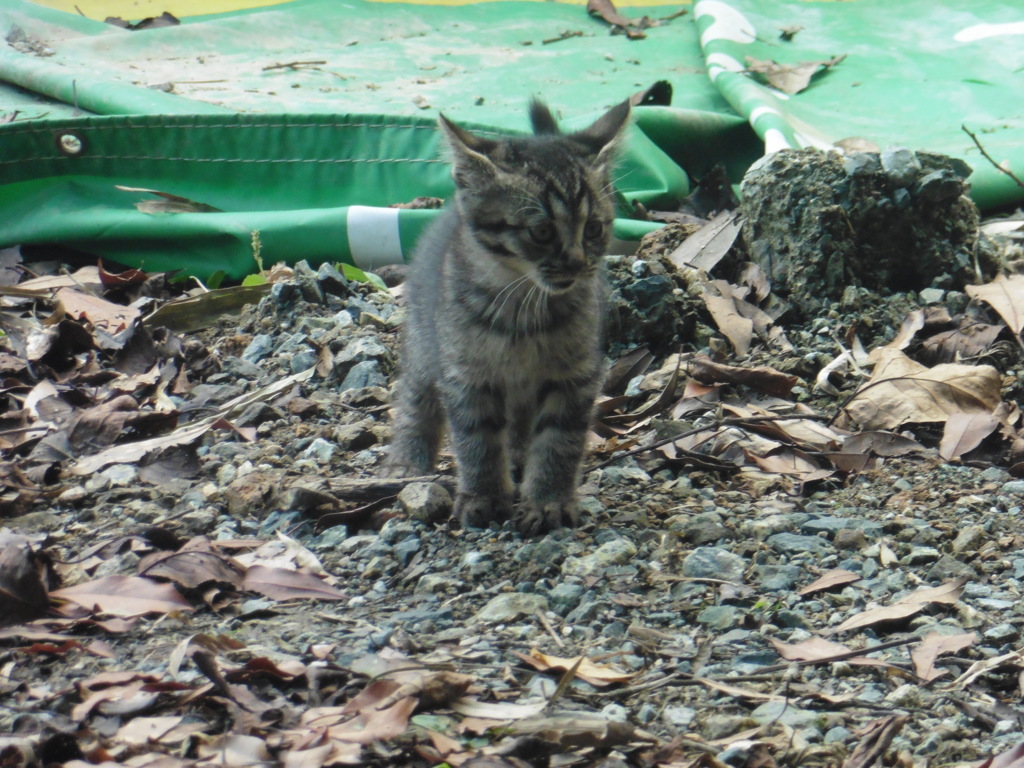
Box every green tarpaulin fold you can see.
[1,0,1021,279]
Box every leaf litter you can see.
[1,162,1024,767]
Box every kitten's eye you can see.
[583,220,604,240]
[529,222,556,244]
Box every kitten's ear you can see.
[572,99,631,162]
[438,113,498,187]
[529,99,561,135]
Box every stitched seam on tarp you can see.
[0,156,447,166]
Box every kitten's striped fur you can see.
[387,100,630,534]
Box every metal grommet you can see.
[56,132,85,156]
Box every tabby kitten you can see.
[387,99,630,535]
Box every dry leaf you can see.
[50,288,140,334]
[745,55,846,94]
[965,273,1024,334]
[911,631,977,682]
[513,649,636,686]
[798,568,861,596]
[829,578,967,635]
[668,211,742,273]
[939,411,1002,460]
[242,565,347,602]
[841,349,1002,430]
[842,715,908,768]
[52,575,193,617]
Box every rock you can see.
[300,438,336,463]
[340,360,385,391]
[756,564,802,592]
[662,705,697,729]
[473,593,549,623]
[562,538,638,577]
[952,525,987,556]
[317,262,349,297]
[398,482,453,524]
[241,334,275,363]
[925,554,977,582]
[547,583,585,615]
[834,528,868,550]
[682,546,745,582]
[696,605,745,630]
[767,532,834,556]
[600,466,651,485]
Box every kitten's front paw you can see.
[456,492,513,529]
[518,499,580,537]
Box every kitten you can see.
[387,99,630,535]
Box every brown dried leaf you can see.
[138,537,245,591]
[842,715,909,768]
[513,649,636,686]
[911,631,977,682]
[0,529,55,626]
[965,273,1024,334]
[745,54,846,95]
[842,350,1002,430]
[242,565,347,602]
[841,431,926,457]
[829,577,967,635]
[798,568,861,596]
[668,210,742,273]
[976,741,1024,768]
[939,411,1002,460]
[688,356,798,398]
[52,574,193,617]
[50,288,140,334]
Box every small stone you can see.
[473,593,549,623]
[300,437,336,463]
[702,714,758,741]
[547,583,585,615]
[682,546,745,582]
[398,482,453,524]
[756,564,802,592]
[983,622,1019,644]
[751,700,820,728]
[767,532,834,556]
[1001,480,1024,495]
[884,683,923,708]
[925,554,977,583]
[880,146,921,187]
[100,464,138,487]
[317,262,350,297]
[902,546,940,565]
[951,525,986,556]
[601,466,651,485]
[919,287,945,304]
[696,605,745,630]
[415,573,455,595]
[834,528,868,550]
[241,334,275,363]
[340,360,385,391]
[562,538,638,577]
[662,705,697,729]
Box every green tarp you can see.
[1,0,1021,279]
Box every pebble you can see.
[661,705,697,729]
[398,482,453,524]
[241,333,275,363]
[767,532,834,556]
[682,546,746,582]
[473,593,549,623]
[561,538,637,577]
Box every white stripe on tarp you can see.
[346,205,403,269]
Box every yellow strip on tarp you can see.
[28,0,683,19]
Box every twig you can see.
[263,60,328,71]
[542,30,584,45]
[535,610,566,649]
[962,124,1024,189]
